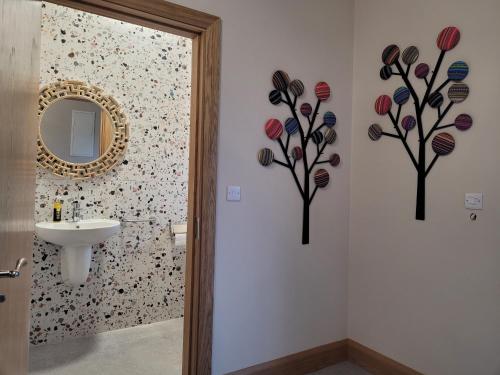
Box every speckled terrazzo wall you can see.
[30,2,191,345]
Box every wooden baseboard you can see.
[347,339,423,375]
[226,338,423,375]
[226,339,348,375]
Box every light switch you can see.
[465,193,483,210]
[227,185,241,201]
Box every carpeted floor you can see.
[307,361,372,375]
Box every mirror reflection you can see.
[40,98,113,163]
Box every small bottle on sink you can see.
[53,189,62,222]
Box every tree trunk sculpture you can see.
[258,71,341,244]
[368,26,472,220]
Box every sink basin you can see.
[35,219,121,286]
[36,219,121,246]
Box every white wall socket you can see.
[227,185,241,201]
[465,193,483,210]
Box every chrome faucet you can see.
[71,200,81,222]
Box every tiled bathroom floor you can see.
[29,318,183,375]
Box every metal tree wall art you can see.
[258,71,341,244]
[369,26,472,220]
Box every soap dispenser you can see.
[53,189,62,222]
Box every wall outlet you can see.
[465,193,483,210]
[227,185,241,201]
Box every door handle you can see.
[0,258,28,278]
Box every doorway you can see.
[0,1,220,374]
[31,2,192,373]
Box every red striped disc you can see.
[264,119,283,140]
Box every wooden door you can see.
[0,1,41,374]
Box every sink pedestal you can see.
[35,219,121,287]
[61,245,92,286]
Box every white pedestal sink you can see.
[35,219,121,286]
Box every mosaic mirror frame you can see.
[37,80,129,179]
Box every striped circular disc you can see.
[447,61,469,82]
[401,115,416,131]
[428,92,444,108]
[382,44,400,65]
[368,124,383,141]
[402,46,419,65]
[291,146,303,160]
[325,128,337,144]
[300,102,312,117]
[432,132,455,156]
[323,111,337,128]
[314,169,330,188]
[329,153,341,167]
[284,117,299,135]
[257,148,274,166]
[311,130,324,145]
[289,79,305,97]
[272,70,290,91]
[315,81,331,101]
[454,113,472,131]
[380,65,393,80]
[264,118,283,140]
[393,86,410,105]
[437,26,460,51]
[448,83,469,103]
[414,63,429,79]
[269,90,282,105]
[374,95,392,115]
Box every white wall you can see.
[164,1,500,374]
[349,1,500,374]
[171,0,354,373]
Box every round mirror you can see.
[37,81,129,179]
[40,98,113,164]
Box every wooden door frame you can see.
[42,1,221,374]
